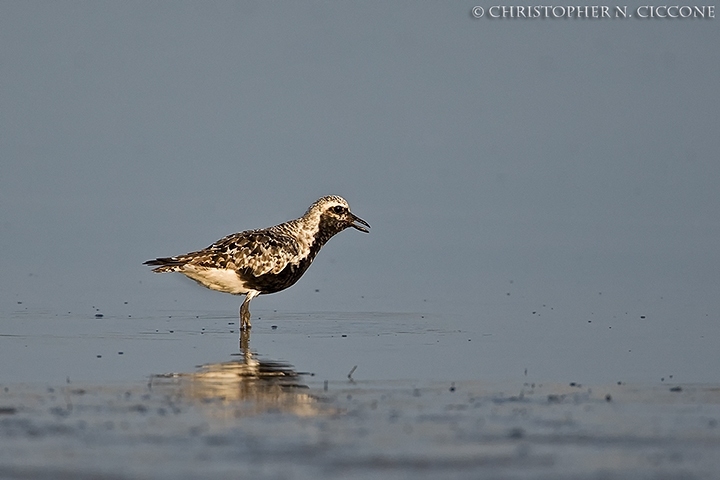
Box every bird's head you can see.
[308,195,370,237]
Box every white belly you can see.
[179,266,250,295]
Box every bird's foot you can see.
[239,310,252,332]
[239,329,251,353]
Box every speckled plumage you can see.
[144,195,369,331]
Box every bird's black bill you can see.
[350,214,370,233]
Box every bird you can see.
[144,195,370,332]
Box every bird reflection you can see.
[151,331,321,417]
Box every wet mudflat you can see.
[1,372,719,479]
[1,312,719,480]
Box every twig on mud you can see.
[347,365,358,382]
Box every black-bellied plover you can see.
[144,195,369,331]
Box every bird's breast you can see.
[239,253,316,294]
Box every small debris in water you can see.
[508,427,525,439]
[605,394,612,402]
[449,382,456,392]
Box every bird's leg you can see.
[239,290,259,332]
[238,302,250,331]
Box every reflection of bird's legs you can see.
[239,328,251,362]
[239,290,260,331]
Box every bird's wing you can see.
[180,230,301,277]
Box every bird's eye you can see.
[332,205,345,214]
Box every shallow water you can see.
[2,305,717,386]
[2,312,720,479]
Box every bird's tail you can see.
[143,257,188,273]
